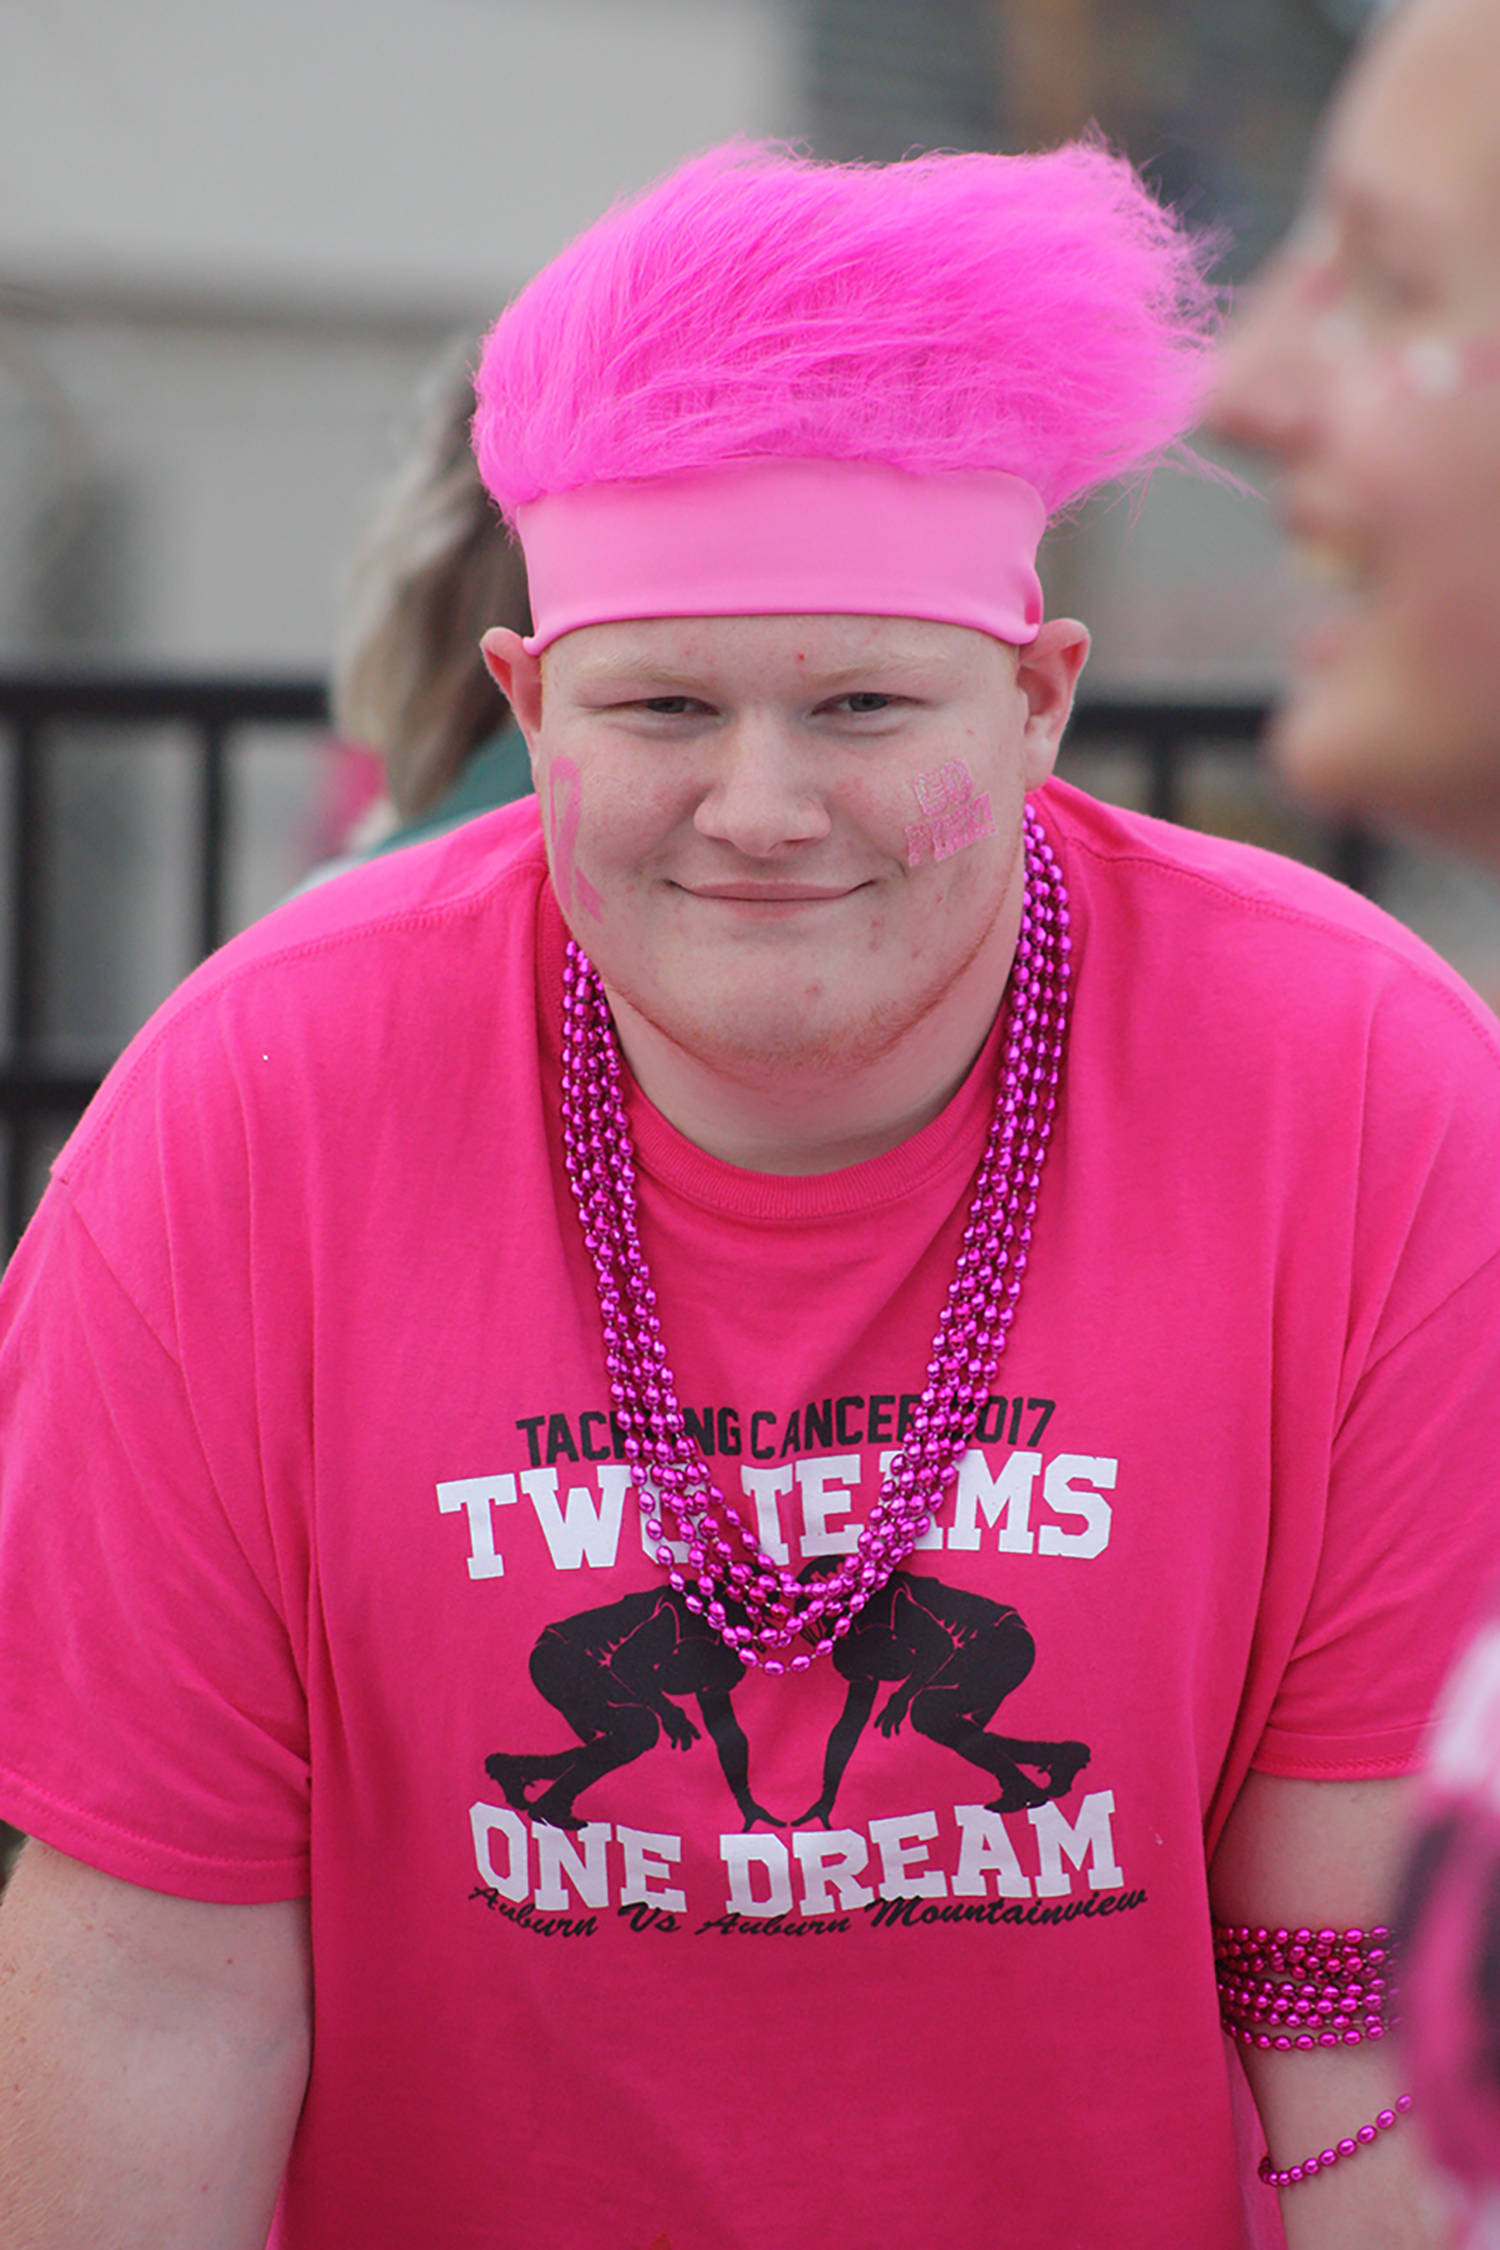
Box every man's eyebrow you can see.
[806,655,952,688]
[566,660,710,692]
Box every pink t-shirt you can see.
[3,779,1499,2250]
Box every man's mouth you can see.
[683,882,862,904]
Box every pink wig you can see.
[473,138,1219,522]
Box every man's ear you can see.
[1015,619,1090,791]
[481,627,544,741]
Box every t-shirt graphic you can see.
[486,1586,776,1831]
[485,1570,1089,1832]
[796,1569,1089,1824]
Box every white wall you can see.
[0,0,797,666]
[1,0,795,312]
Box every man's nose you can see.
[693,718,833,855]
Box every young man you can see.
[2,139,1498,2250]
[1212,2,1500,2230]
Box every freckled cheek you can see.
[551,762,694,914]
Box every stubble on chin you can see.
[604,882,1019,1091]
[613,983,921,1085]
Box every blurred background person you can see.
[1210,0,1500,2238]
[1210,0,1500,873]
[308,349,534,887]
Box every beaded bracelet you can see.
[1213,1922,1396,2051]
[1214,1924,1406,2191]
[1258,2094,1413,2189]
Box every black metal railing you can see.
[1,668,1372,1258]
[1,669,328,1250]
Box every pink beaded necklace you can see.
[559,800,1071,1671]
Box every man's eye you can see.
[832,693,897,714]
[639,696,702,716]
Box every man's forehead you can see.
[549,612,1005,682]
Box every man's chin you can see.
[660,1004,898,1083]
[622,979,924,1087]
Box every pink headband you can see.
[515,459,1046,654]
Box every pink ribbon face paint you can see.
[906,758,994,866]
[547,758,604,921]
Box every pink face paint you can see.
[905,758,994,867]
[547,758,604,920]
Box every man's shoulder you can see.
[58,797,551,1184]
[1045,773,1408,945]
[233,794,548,978]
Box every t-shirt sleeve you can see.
[0,1181,311,1901]
[1251,962,1500,1782]
[1254,1248,1500,1777]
